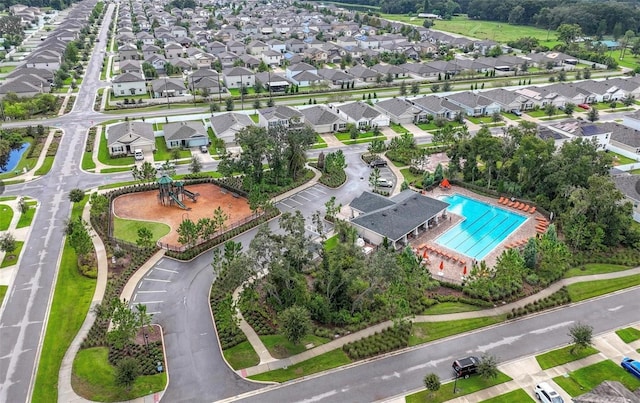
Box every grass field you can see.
[616,327,640,343]
[400,167,424,186]
[34,156,55,176]
[535,345,599,370]
[72,347,166,401]
[32,197,96,402]
[153,137,192,161]
[610,152,638,166]
[222,341,260,370]
[480,388,535,403]
[112,216,171,244]
[381,15,561,48]
[260,334,330,359]
[567,274,640,302]
[390,123,407,134]
[409,316,505,345]
[0,204,13,230]
[0,241,23,268]
[422,302,483,315]
[97,130,135,166]
[406,371,512,403]
[553,359,640,396]
[564,263,631,278]
[248,349,352,383]
[16,201,37,229]
[0,285,7,308]
[82,151,96,170]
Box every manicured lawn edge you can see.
[409,316,506,346]
[0,285,7,308]
[406,371,512,403]
[564,263,631,278]
[553,359,640,397]
[566,274,640,302]
[0,241,24,268]
[112,216,170,244]
[535,345,599,370]
[248,349,352,382]
[32,197,96,402]
[480,388,535,403]
[16,201,37,229]
[222,341,260,370]
[616,327,640,343]
[0,204,13,230]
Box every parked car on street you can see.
[452,356,479,378]
[534,382,563,403]
[621,357,640,379]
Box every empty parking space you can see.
[131,262,181,317]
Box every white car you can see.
[375,178,393,188]
[154,161,176,170]
[534,382,563,403]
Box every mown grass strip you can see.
[553,359,640,397]
[564,263,631,278]
[0,241,24,268]
[406,371,512,403]
[566,274,640,302]
[480,388,535,403]
[409,316,505,346]
[222,341,260,370]
[616,327,640,344]
[248,349,351,383]
[32,197,96,402]
[535,345,599,370]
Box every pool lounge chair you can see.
[508,201,516,207]
[498,197,504,204]
[529,207,536,214]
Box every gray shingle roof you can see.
[300,105,343,126]
[375,98,422,117]
[164,121,207,141]
[338,101,382,120]
[113,72,145,83]
[351,190,449,241]
[106,121,154,146]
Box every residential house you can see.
[171,25,188,38]
[371,64,408,79]
[515,86,571,108]
[482,88,534,113]
[118,43,139,61]
[210,112,254,146]
[572,380,640,403]
[348,64,380,82]
[239,54,261,70]
[150,78,187,98]
[286,62,323,86]
[145,54,168,72]
[164,42,185,59]
[285,38,305,53]
[163,121,209,148]
[547,119,611,149]
[0,79,49,98]
[255,72,290,93]
[257,105,304,129]
[332,101,390,129]
[142,45,161,60]
[261,50,283,67]
[226,40,246,55]
[300,105,347,133]
[119,60,142,74]
[606,120,640,155]
[349,190,449,248]
[577,80,627,103]
[374,98,428,124]
[188,69,222,95]
[217,51,239,69]
[443,91,501,117]
[400,63,440,79]
[317,68,354,86]
[206,41,227,55]
[106,121,155,156]
[410,95,456,119]
[112,72,147,97]
[247,40,269,56]
[222,67,255,89]
[24,51,61,70]
[136,31,155,46]
[267,38,286,53]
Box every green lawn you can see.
[566,274,640,302]
[248,349,351,383]
[564,263,631,278]
[527,109,563,118]
[32,197,96,402]
[481,388,535,403]
[0,65,17,74]
[323,234,338,252]
[553,359,640,397]
[313,135,327,148]
[400,168,423,186]
[467,116,501,124]
[409,316,505,346]
[0,241,23,268]
[72,347,166,402]
[390,123,407,134]
[82,151,96,170]
[535,345,599,370]
[382,14,560,47]
[0,204,13,230]
[16,201,37,229]
[335,130,384,141]
[34,156,55,176]
[0,285,7,308]
[406,371,512,403]
[616,327,640,343]
[0,140,37,180]
[153,137,191,161]
[501,112,522,121]
[222,341,260,370]
[100,167,131,173]
[97,130,135,166]
[422,302,483,315]
[260,334,330,359]
[249,114,259,123]
[610,152,637,166]
[416,121,462,131]
[112,216,170,244]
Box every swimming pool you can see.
[435,194,526,260]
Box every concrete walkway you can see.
[403,123,432,138]
[318,133,343,148]
[238,266,640,378]
[0,198,36,288]
[5,128,59,183]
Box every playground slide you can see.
[169,192,189,210]
[182,188,199,202]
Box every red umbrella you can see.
[439,261,444,270]
[463,266,467,275]
[423,249,428,259]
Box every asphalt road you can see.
[230,286,640,403]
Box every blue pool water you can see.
[0,143,29,173]
[435,194,526,260]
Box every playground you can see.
[112,182,253,246]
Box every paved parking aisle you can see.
[131,262,180,317]
[276,184,329,211]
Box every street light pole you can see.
[191,74,195,106]
[164,76,170,109]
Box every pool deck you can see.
[411,186,546,284]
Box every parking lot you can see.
[130,259,181,317]
[370,165,396,189]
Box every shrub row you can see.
[430,294,495,308]
[318,170,346,188]
[46,135,60,157]
[85,127,97,153]
[506,287,570,319]
[64,96,75,114]
[210,264,248,349]
[27,138,46,159]
[342,322,412,361]
[108,341,164,376]
[239,288,277,336]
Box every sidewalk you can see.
[238,267,640,379]
[0,198,35,288]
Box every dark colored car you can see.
[578,103,591,110]
[452,356,479,378]
[369,159,387,168]
[621,357,640,379]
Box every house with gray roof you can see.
[371,63,408,79]
[605,121,640,155]
[223,67,255,89]
[106,121,155,156]
[443,91,501,117]
[332,101,390,128]
[349,190,450,248]
[573,380,640,403]
[257,105,303,129]
[118,43,139,61]
[163,121,209,149]
[210,112,254,146]
[374,98,428,124]
[112,72,147,97]
[150,78,187,98]
[481,88,534,113]
[300,105,347,133]
[317,68,354,86]
[348,64,380,82]
[547,120,611,149]
[409,95,454,119]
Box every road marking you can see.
[297,194,310,201]
[381,372,400,380]
[280,202,293,209]
[289,198,303,205]
[608,305,624,312]
[529,320,574,335]
[148,311,161,315]
[297,390,337,402]
[133,293,138,301]
[312,187,327,194]
[137,282,143,289]
[477,335,522,353]
[136,300,164,304]
[143,278,170,283]
[154,267,178,273]
[137,290,167,293]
